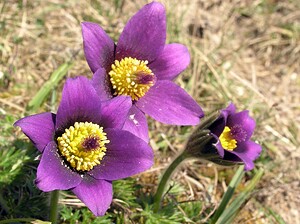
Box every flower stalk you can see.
[153,151,187,213]
[153,133,218,213]
[49,190,60,224]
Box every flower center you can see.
[109,57,155,101]
[57,122,110,172]
[219,126,237,151]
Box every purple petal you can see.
[116,2,166,62]
[208,103,236,137]
[212,133,225,158]
[100,96,132,129]
[227,110,256,141]
[81,22,115,73]
[56,76,102,133]
[72,176,112,216]
[223,151,243,163]
[223,102,236,114]
[35,141,82,191]
[208,117,226,138]
[135,80,204,125]
[88,129,153,180]
[14,112,55,152]
[149,44,190,80]
[230,141,262,171]
[91,67,113,100]
[122,105,149,142]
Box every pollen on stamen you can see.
[219,126,237,151]
[57,122,110,172]
[109,57,156,101]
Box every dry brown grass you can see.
[1,0,299,223]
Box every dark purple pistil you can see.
[230,125,247,142]
[82,136,100,151]
[136,72,156,85]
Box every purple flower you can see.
[14,76,153,216]
[81,2,204,142]
[208,103,262,171]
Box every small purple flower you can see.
[208,103,262,171]
[81,2,204,142]
[14,76,153,216]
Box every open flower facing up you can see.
[14,76,153,216]
[207,103,262,171]
[82,2,204,142]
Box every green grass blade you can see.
[215,169,264,224]
[27,62,73,111]
[266,207,286,224]
[210,165,245,223]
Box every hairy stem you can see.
[49,190,60,224]
[153,152,187,213]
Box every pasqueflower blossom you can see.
[14,76,153,216]
[207,103,262,171]
[81,2,204,142]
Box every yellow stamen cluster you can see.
[57,122,110,172]
[219,126,237,151]
[109,57,155,101]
